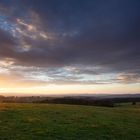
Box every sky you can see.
[0,0,140,96]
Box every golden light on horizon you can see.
[0,79,140,96]
[0,64,140,96]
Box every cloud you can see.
[0,0,140,85]
[114,73,140,84]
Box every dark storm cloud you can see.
[0,29,17,58]
[0,0,140,77]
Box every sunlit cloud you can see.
[16,18,49,40]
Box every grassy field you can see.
[0,103,140,140]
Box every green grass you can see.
[0,103,140,140]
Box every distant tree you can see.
[132,101,136,105]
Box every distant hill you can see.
[0,94,140,107]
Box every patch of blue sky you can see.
[80,73,117,82]
[0,14,17,36]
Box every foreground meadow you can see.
[0,103,139,140]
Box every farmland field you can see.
[0,103,140,140]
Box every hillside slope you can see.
[0,103,140,140]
